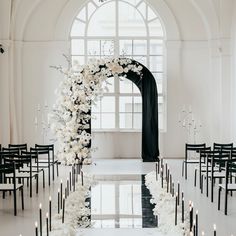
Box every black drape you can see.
[87,59,159,162]
[125,60,159,162]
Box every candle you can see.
[39,203,42,236]
[177,182,180,205]
[175,192,178,225]
[46,212,49,236]
[81,171,84,186]
[196,210,198,236]
[172,183,174,197]
[49,196,51,231]
[167,168,170,193]
[214,224,216,236]
[60,179,63,209]
[69,172,72,191]
[157,161,160,174]
[35,221,38,236]
[161,168,163,188]
[182,197,184,223]
[190,205,193,231]
[165,163,167,180]
[67,178,69,196]
[58,188,60,214]
[73,166,76,191]
[170,174,172,194]
[62,194,65,223]
[193,220,196,236]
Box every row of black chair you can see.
[0,143,60,215]
[182,143,236,215]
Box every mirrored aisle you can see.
[90,175,157,229]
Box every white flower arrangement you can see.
[51,57,143,165]
[145,171,189,235]
[43,174,96,236]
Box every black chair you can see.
[218,160,236,215]
[21,150,45,189]
[4,154,38,197]
[35,144,59,182]
[0,162,24,215]
[182,143,206,179]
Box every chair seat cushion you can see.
[0,183,23,190]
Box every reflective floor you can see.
[90,175,157,228]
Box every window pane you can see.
[71,39,84,55]
[101,40,114,56]
[133,84,140,94]
[120,113,132,129]
[101,185,115,214]
[133,40,147,55]
[148,6,156,21]
[120,96,132,112]
[92,100,100,113]
[133,96,142,112]
[119,40,132,56]
[134,113,142,129]
[88,40,100,55]
[119,2,147,36]
[150,39,163,55]
[91,113,100,129]
[71,20,85,36]
[120,78,132,93]
[149,18,163,36]
[150,56,163,71]
[77,7,86,21]
[87,2,115,36]
[101,97,115,112]
[101,113,115,128]
[137,2,147,19]
[72,56,85,67]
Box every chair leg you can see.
[13,189,17,216]
[43,170,45,188]
[21,187,24,210]
[27,178,29,187]
[52,163,55,181]
[206,176,209,197]
[218,187,221,210]
[36,175,39,194]
[48,165,51,186]
[211,177,214,202]
[185,162,187,180]
[225,190,228,215]
[194,169,197,187]
[57,162,59,177]
[30,177,32,198]
[182,161,184,177]
[201,175,203,194]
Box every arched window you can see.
[70,0,165,131]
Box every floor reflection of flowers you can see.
[145,171,189,236]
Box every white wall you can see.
[0,0,235,159]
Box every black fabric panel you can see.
[125,61,159,162]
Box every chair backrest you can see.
[4,155,32,169]
[30,147,50,155]
[8,144,27,152]
[35,144,54,151]
[0,162,16,184]
[2,147,20,155]
[213,143,233,151]
[185,143,206,160]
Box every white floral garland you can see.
[43,174,96,236]
[145,171,189,235]
[51,57,143,165]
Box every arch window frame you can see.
[70,0,166,132]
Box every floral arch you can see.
[51,57,159,164]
